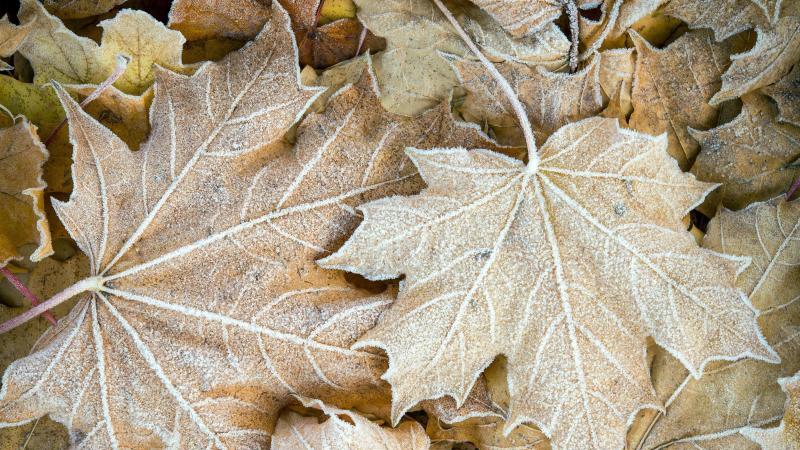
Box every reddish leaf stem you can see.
[1,267,57,326]
[787,174,800,200]
[0,277,101,334]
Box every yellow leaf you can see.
[0,121,52,266]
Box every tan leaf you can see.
[320,117,777,450]
[453,55,605,146]
[273,397,430,449]
[578,0,622,58]
[0,8,506,443]
[663,0,780,41]
[168,0,273,41]
[427,417,550,450]
[0,14,35,72]
[353,0,568,116]
[0,121,52,266]
[68,85,153,150]
[629,30,731,169]
[690,94,800,212]
[422,375,504,425]
[468,0,597,38]
[630,197,800,449]
[41,0,127,19]
[598,48,635,117]
[710,16,800,105]
[742,371,800,450]
[764,63,800,128]
[608,0,663,39]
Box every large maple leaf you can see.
[0,3,502,447]
[320,117,779,449]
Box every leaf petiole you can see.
[0,276,103,334]
[0,267,57,326]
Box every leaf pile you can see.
[0,0,798,449]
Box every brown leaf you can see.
[742,371,800,449]
[452,55,605,147]
[320,117,777,450]
[273,397,430,449]
[630,197,800,449]
[764,63,800,128]
[41,0,127,20]
[690,94,800,212]
[169,0,384,69]
[598,48,635,117]
[608,0,662,40]
[664,0,780,41]
[0,121,52,266]
[281,0,384,68]
[0,13,35,72]
[426,417,550,450]
[629,30,731,169]
[710,16,800,105]
[168,0,273,41]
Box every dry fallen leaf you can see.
[427,417,549,450]
[273,396,430,449]
[468,0,596,38]
[68,84,153,150]
[630,197,800,449]
[608,0,662,40]
[353,0,569,116]
[710,16,800,106]
[453,55,605,146]
[282,0,385,68]
[41,0,127,19]
[691,94,800,212]
[742,371,800,449]
[170,0,384,69]
[663,0,780,41]
[168,0,273,41]
[764,63,800,128]
[629,30,731,169]
[598,48,635,117]
[0,14,35,72]
[0,121,52,267]
[320,117,777,450]
[0,5,510,443]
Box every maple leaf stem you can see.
[0,276,102,334]
[0,267,57,326]
[566,0,580,73]
[44,55,130,146]
[787,174,800,199]
[430,0,540,167]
